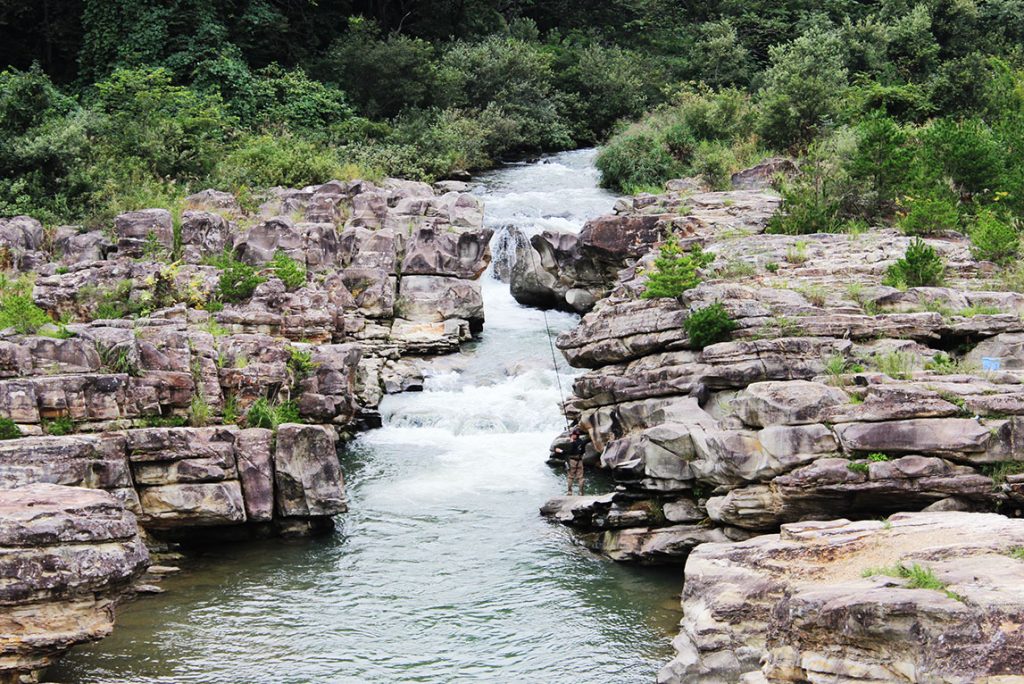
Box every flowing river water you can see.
[52,149,682,684]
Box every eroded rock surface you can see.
[0,484,149,679]
[659,512,1024,683]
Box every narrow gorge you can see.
[2,149,1024,683]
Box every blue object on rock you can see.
[982,357,1001,371]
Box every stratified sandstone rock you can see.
[113,209,173,258]
[659,512,1024,683]
[0,484,149,678]
[274,424,345,517]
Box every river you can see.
[51,149,682,684]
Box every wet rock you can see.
[0,484,148,677]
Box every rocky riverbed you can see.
[536,160,1024,681]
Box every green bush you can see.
[884,238,945,287]
[214,252,265,303]
[0,417,21,440]
[642,240,715,299]
[596,87,759,192]
[269,252,306,290]
[0,276,51,334]
[596,131,682,193]
[970,209,1019,264]
[897,195,960,235]
[684,303,737,349]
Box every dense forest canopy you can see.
[1,0,1023,238]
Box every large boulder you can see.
[113,209,173,258]
[273,424,345,517]
[0,484,149,678]
[180,210,231,263]
[659,512,1024,683]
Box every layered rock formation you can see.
[0,484,149,681]
[540,169,1024,680]
[660,512,1024,683]
[0,178,490,674]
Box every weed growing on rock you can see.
[717,258,756,279]
[785,240,809,264]
[189,393,211,427]
[641,238,714,299]
[288,347,318,381]
[1009,546,1024,560]
[0,417,20,440]
[798,284,827,307]
[96,343,140,377]
[44,416,75,436]
[862,563,962,600]
[269,251,307,290]
[926,353,965,375]
[684,303,737,349]
[765,262,779,273]
[979,460,1024,484]
[873,351,919,380]
[883,238,945,288]
[847,461,871,474]
[867,453,890,462]
[246,397,302,430]
[222,394,239,425]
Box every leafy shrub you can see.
[970,209,1019,264]
[246,397,302,430]
[214,252,265,303]
[684,303,737,349]
[0,276,51,334]
[288,347,318,380]
[213,133,348,190]
[847,461,870,474]
[642,239,714,299]
[867,452,890,462]
[268,251,306,290]
[0,292,51,334]
[596,131,682,194]
[883,238,945,287]
[596,87,759,192]
[897,195,960,235]
[0,417,21,440]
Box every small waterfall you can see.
[489,224,529,283]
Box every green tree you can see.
[642,240,714,299]
[759,27,849,150]
[848,111,912,219]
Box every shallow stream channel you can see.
[52,149,682,684]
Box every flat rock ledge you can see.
[0,483,149,681]
[658,511,1024,684]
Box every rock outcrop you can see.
[659,512,1024,683]
[539,168,1024,675]
[0,484,149,680]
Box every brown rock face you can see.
[274,424,346,517]
[659,512,1024,683]
[0,484,149,678]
